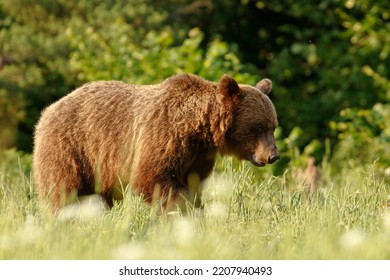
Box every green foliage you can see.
[68,26,252,84]
[0,148,31,177]
[263,0,390,157]
[330,103,390,169]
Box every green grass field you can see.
[0,150,389,260]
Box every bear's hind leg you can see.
[34,149,85,211]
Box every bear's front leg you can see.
[133,151,216,211]
[132,164,188,211]
[185,155,216,208]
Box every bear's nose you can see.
[268,152,280,164]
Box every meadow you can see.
[0,149,389,260]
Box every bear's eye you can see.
[250,125,264,135]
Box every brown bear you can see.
[33,74,279,212]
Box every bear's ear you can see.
[219,74,240,102]
[256,78,272,95]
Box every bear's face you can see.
[220,76,279,167]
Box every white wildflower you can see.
[17,215,43,244]
[206,202,229,220]
[57,194,108,221]
[340,229,366,249]
[112,242,147,259]
[382,211,390,233]
[173,217,195,247]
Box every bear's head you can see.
[220,75,280,167]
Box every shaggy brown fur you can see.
[33,74,279,211]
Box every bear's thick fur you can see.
[33,74,279,211]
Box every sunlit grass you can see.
[0,152,389,259]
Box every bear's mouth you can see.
[249,155,266,167]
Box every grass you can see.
[0,150,389,259]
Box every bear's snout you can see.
[250,154,266,167]
[250,147,279,167]
[268,151,280,164]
